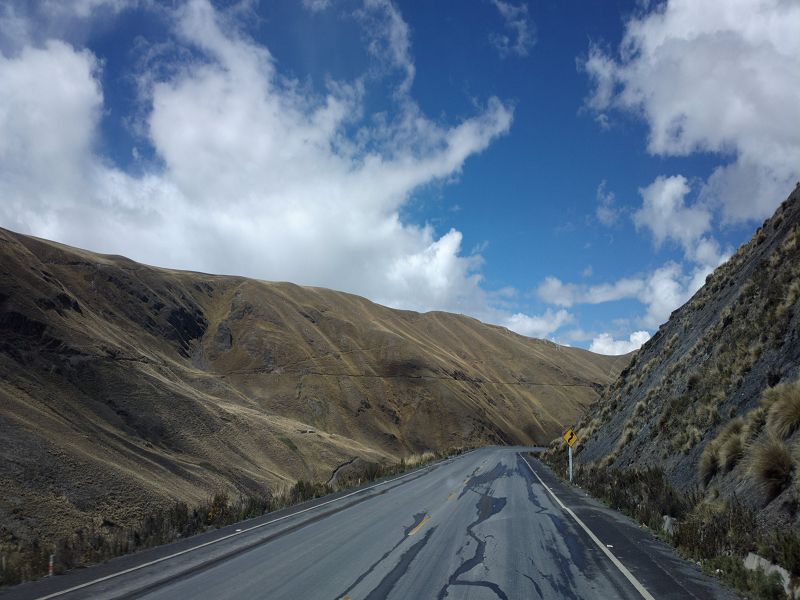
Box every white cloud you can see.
[489,0,535,58]
[637,262,689,328]
[42,0,136,19]
[503,309,572,339]
[538,260,712,330]
[538,275,645,308]
[590,330,650,355]
[357,0,415,95]
[583,0,800,223]
[595,179,619,226]
[634,174,731,272]
[0,0,570,340]
[0,40,102,220]
[634,175,710,250]
[302,0,331,12]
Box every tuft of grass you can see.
[680,426,702,454]
[742,406,767,445]
[699,441,720,486]
[619,425,635,447]
[720,434,744,472]
[764,379,800,438]
[750,435,793,502]
[632,400,646,419]
[717,418,745,472]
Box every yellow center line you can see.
[408,516,430,536]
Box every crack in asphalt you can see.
[530,557,581,600]
[520,570,544,598]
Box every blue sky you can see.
[1,0,798,353]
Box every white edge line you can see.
[519,454,656,600]
[35,452,473,600]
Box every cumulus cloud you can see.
[0,40,102,221]
[589,330,650,355]
[0,0,571,340]
[502,309,572,339]
[583,0,800,223]
[538,275,645,308]
[538,261,712,329]
[634,175,710,250]
[489,0,535,58]
[544,172,730,338]
[634,174,730,270]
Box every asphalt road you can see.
[6,447,739,600]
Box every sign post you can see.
[562,427,578,483]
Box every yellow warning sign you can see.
[563,427,578,447]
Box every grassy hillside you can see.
[546,185,800,598]
[560,188,800,522]
[568,186,800,503]
[0,227,625,547]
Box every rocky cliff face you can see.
[0,227,625,543]
[574,185,800,521]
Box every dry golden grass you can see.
[632,400,646,420]
[402,451,437,468]
[680,426,702,454]
[0,226,628,548]
[764,380,800,438]
[699,441,720,486]
[720,436,743,472]
[750,435,793,501]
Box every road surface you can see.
[6,447,738,599]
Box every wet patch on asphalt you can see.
[334,512,429,599]
[404,512,428,535]
[362,526,437,600]
[515,454,548,514]
[457,461,512,500]
[438,492,509,599]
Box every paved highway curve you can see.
[7,447,739,600]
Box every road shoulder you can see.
[521,454,742,600]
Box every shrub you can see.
[570,464,692,530]
[701,556,785,600]
[757,531,800,578]
[764,380,800,438]
[673,498,756,560]
[750,436,793,502]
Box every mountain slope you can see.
[0,227,626,543]
[572,185,800,519]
